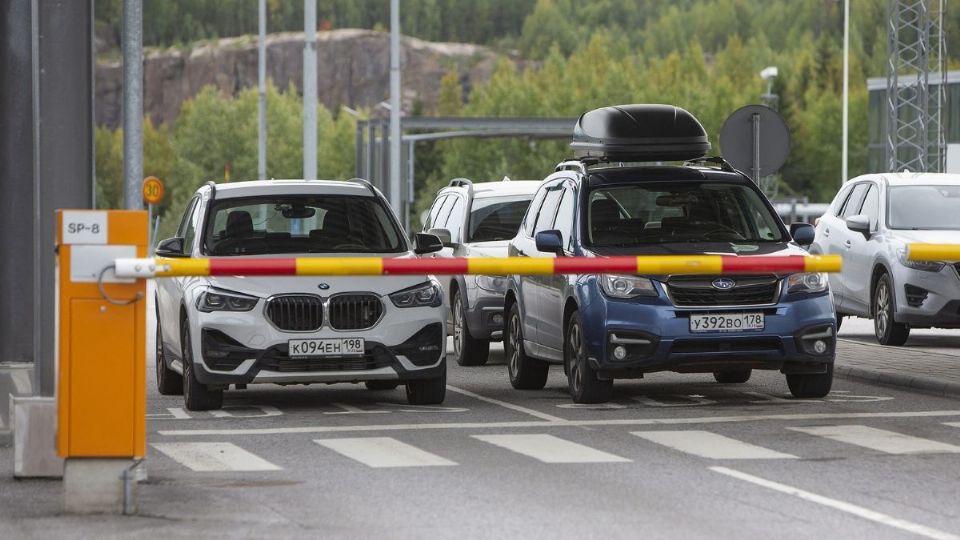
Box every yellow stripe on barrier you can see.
[296,257,384,275]
[803,255,843,273]
[636,255,723,275]
[156,258,210,277]
[467,257,555,275]
[907,243,960,262]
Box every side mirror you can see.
[427,228,454,247]
[845,214,871,236]
[414,233,444,255]
[155,237,186,258]
[790,223,816,246]
[535,230,564,255]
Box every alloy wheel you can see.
[453,295,464,359]
[568,322,583,395]
[875,281,890,338]
[508,312,521,377]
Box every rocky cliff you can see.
[95,29,505,128]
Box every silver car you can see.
[812,172,960,345]
[422,178,540,365]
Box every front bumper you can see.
[464,285,507,340]
[579,289,836,378]
[892,264,960,328]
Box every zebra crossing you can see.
[150,422,960,472]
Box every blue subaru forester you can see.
[504,105,836,403]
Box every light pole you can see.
[842,0,849,185]
[389,0,402,212]
[760,66,779,110]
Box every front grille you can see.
[266,295,323,331]
[666,275,780,307]
[671,337,782,354]
[329,294,383,330]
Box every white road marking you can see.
[632,430,797,459]
[314,437,456,468]
[711,466,960,540]
[742,391,813,404]
[633,394,717,407]
[146,407,192,420]
[472,434,630,463]
[151,442,282,471]
[788,425,960,454]
[556,403,626,410]
[445,385,566,422]
[210,406,283,418]
[323,403,390,415]
[157,410,960,437]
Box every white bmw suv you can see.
[154,179,447,410]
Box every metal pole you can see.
[122,0,143,210]
[751,113,761,184]
[841,0,849,185]
[258,0,266,180]
[389,0,402,211]
[303,0,317,180]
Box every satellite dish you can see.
[719,105,790,181]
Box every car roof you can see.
[201,180,376,199]
[438,180,541,198]
[877,172,960,186]
[583,164,750,186]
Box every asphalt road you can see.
[4,335,960,539]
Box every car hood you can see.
[887,229,960,244]
[199,253,430,298]
[587,242,807,258]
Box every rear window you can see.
[202,195,406,255]
[468,195,533,242]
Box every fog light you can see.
[813,340,827,354]
[491,313,504,326]
[613,345,627,360]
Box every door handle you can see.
[824,228,830,236]
[844,240,852,248]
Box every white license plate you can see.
[689,313,764,333]
[288,338,365,358]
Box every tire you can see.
[452,290,490,366]
[155,315,183,395]
[181,321,223,411]
[873,273,910,346]
[786,363,834,398]
[565,311,612,403]
[505,302,548,390]
[406,363,446,405]
[365,380,400,391]
[835,313,844,332]
[713,369,752,384]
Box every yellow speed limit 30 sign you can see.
[142,176,165,205]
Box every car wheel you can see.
[873,273,909,346]
[565,311,612,403]
[786,363,833,398]
[505,302,548,390]
[155,315,183,395]
[713,369,752,384]
[406,362,446,405]
[181,321,223,411]
[452,290,490,366]
[365,380,400,391]
[835,312,844,332]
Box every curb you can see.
[834,364,960,398]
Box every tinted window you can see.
[177,196,199,239]
[533,187,563,234]
[203,195,405,255]
[182,199,200,255]
[586,181,786,245]
[831,185,854,216]
[840,183,869,219]
[553,188,576,250]
[860,185,880,230]
[438,195,461,229]
[468,195,533,242]
[425,195,448,231]
[445,196,465,242]
[888,185,960,229]
[522,187,548,236]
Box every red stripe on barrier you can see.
[208,258,298,276]
[554,256,638,274]
[720,256,806,274]
[382,258,469,275]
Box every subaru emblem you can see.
[711,278,736,290]
[318,283,331,290]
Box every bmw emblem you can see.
[711,278,736,290]
[318,283,331,290]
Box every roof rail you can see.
[448,177,474,189]
[683,156,736,173]
[205,180,217,201]
[349,177,379,197]
[555,160,586,174]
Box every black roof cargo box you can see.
[571,104,710,162]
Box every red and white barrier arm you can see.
[113,254,841,278]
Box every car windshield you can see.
[888,185,960,230]
[586,181,786,246]
[468,195,533,242]
[203,195,405,255]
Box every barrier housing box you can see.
[56,210,147,458]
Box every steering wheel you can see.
[702,225,746,240]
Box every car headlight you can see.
[476,275,508,293]
[196,288,259,312]
[787,272,828,294]
[600,274,657,298]
[389,281,442,308]
[897,248,945,272]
